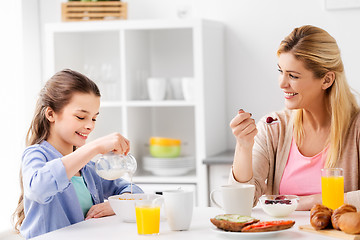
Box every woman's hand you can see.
[85,202,115,220]
[230,109,257,183]
[297,194,322,211]
[230,109,257,149]
[92,132,130,155]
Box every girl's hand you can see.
[93,132,130,155]
[230,109,258,149]
[85,202,114,220]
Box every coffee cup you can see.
[210,184,255,216]
[147,78,167,101]
[163,190,194,231]
[181,77,195,101]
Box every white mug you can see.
[147,78,167,101]
[210,184,255,216]
[163,190,194,231]
[181,77,195,101]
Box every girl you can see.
[229,25,360,210]
[13,69,143,239]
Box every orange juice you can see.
[135,206,160,235]
[321,176,344,210]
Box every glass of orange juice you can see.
[321,168,344,210]
[135,198,162,235]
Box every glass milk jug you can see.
[95,152,137,180]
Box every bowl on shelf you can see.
[149,137,181,158]
[259,195,299,217]
[142,156,195,176]
[108,193,162,223]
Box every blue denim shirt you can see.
[20,141,143,239]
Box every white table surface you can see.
[31,207,338,240]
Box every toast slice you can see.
[241,220,295,232]
[210,214,260,232]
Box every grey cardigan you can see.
[229,109,360,209]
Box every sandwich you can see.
[210,214,259,232]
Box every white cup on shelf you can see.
[169,78,184,100]
[181,77,195,101]
[147,78,167,101]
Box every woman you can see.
[229,25,360,210]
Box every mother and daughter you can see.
[13,24,360,239]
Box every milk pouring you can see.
[95,152,137,181]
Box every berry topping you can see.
[264,197,292,205]
[275,195,286,200]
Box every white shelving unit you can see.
[44,19,227,206]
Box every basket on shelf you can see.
[61,1,127,22]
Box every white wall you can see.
[126,0,360,148]
[0,0,41,233]
[39,0,360,149]
[0,0,24,233]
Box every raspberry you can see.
[266,117,274,123]
[275,195,286,200]
[266,117,278,124]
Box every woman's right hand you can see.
[230,109,257,183]
[229,109,258,149]
[92,132,130,155]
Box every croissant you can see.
[331,204,357,230]
[338,212,360,234]
[310,204,333,230]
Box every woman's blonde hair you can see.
[13,69,100,233]
[277,25,359,168]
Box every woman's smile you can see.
[284,92,298,99]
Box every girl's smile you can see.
[76,131,89,139]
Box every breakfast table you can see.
[31,206,342,240]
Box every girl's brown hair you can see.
[13,69,100,233]
[277,25,359,168]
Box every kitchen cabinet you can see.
[203,149,233,206]
[44,19,227,206]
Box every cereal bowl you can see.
[109,193,161,222]
[259,195,299,217]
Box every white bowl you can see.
[259,195,299,217]
[108,193,161,222]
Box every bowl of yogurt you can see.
[259,195,299,217]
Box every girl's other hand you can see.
[85,202,114,220]
[93,132,130,155]
[229,109,257,149]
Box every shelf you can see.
[131,171,197,184]
[100,100,195,108]
[202,149,234,165]
[44,19,226,207]
[45,19,216,32]
[126,100,195,107]
[100,101,123,107]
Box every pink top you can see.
[279,137,328,196]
